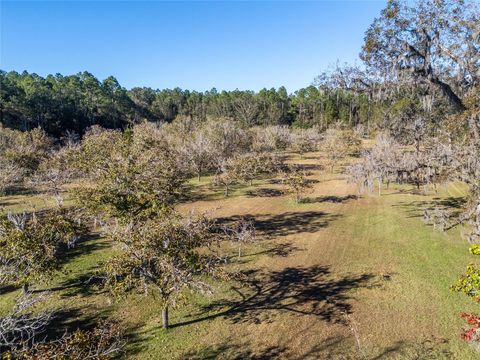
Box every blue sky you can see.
[1,1,386,91]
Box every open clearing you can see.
[0,152,477,359]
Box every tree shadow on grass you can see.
[24,235,108,295]
[0,185,38,198]
[245,188,284,198]
[31,232,110,296]
[0,284,19,295]
[262,242,301,257]
[0,307,106,355]
[178,183,220,203]
[181,330,451,360]
[31,268,106,298]
[28,306,142,358]
[301,195,359,204]
[267,178,284,185]
[298,163,325,172]
[173,265,377,328]
[371,337,452,359]
[393,196,467,220]
[57,234,110,267]
[181,342,289,360]
[226,242,301,265]
[215,211,340,238]
[433,196,468,209]
[42,307,111,341]
[182,335,357,360]
[60,270,107,298]
[181,335,356,359]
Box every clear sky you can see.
[1,1,386,92]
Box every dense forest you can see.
[0,69,374,136]
[1,0,480,358]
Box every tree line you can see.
[0,69,386,138]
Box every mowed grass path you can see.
[0,153,478,359]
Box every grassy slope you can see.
[0,153,478,359]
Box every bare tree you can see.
[365,133,402,195]
[282,166,314,203]
[212,158,239,197]
[347,129,453,196]
[322,128,361,172]
[103,211,226,329]
[4,318,125,359]
[230,153,261,186]
[220,217,256,259]
[450,141,480,243]
[347,161,375,195]
[250,126,292,153]
[0,293,53,349]
[208,119,250,165]
[0,126,53,194]
[289,128,321,158]
[182,130,216,182]
[30,146,77,204]
[0,161,23,195]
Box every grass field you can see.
[1,152,478,359]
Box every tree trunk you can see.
[428,76,466,112]
[143,278,148,295]
[162,306,169,329]
[22,283,29,295]
[197,173,201,182]
[225,186,229,197]
[367,98,371,137]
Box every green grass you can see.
[1,153,479,359]
[336,188,477,358]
